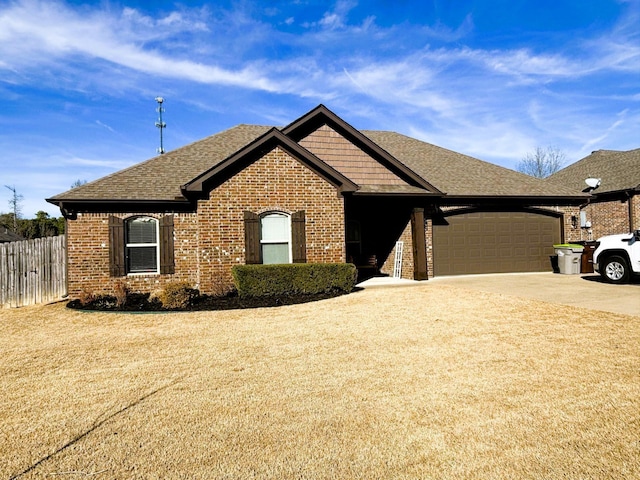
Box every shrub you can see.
[157,282,200,309]
[210,274,235,297]
[77,289,96,306]
[231,263,357,298]
[113,281,129,308]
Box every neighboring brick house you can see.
[48,105,586,297]
[548,148,640,241]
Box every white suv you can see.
[593,230,640,284]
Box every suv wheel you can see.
[601,256,630,284]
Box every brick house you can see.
[548,148,640,241]
[48,105,586,297]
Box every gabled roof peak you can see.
[181,126,358,196]
[282,105,442,194]
[548,146,640,195]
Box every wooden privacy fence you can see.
[0,235,67,308]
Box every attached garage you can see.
[432,210,561,276]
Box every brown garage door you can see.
[433,211,561,276]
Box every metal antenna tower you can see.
[155,97,166,154]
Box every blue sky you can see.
[1,0,639,217]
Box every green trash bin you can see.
[553,244,584,274]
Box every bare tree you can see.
[4,184,23,231]
[517,146,566,178]
[71,179,88,188]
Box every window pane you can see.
[261,214,289,242]
[127,246,157,273]
[127,218,157,244]
[262,243,290,264]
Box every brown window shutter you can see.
[291,210,307,263]
[160,215,175,274]
[108,215,125,277]
[244,211,260,264]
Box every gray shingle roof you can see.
[363,131,581,197]
[49,123,584,204]
[547,148,640,194]
[50,125,271,202]
[0,228,24,243]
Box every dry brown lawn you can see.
[1,284,639,479]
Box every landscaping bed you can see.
[66,290,349,311]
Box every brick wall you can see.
[66,212,199,297]
[555,205,582,243]
[66,147,345,297]
[379,216,438,280]
[380,221,414,280]
[196,146,345,293]
[66,213,111,296]
[581,197,638,240]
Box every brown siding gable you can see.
[181,128,358,197]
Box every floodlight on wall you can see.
[584,177,601,189]
[580,211,588,227]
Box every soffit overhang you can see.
[438,194,589,206]
[45,198,195,219]
[589,185,640,200]
[352,185,442,197]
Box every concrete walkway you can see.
[359,272,640,317]
[356,276,420,288]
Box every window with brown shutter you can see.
[109,215,174,276]
[244,210,307,264]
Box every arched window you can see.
[244,210,306,265]
[126,216,159,273]
[260,212,291,264]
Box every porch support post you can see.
[411,207,428,280]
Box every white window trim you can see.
[126,217,160,275]
[260,212,292,264]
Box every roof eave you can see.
[46,197,191,206]
[46,198,194,218]
[351,191,443,197]
[440,194,589,203]
[591,185,640,198]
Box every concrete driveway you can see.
[430,272,640,317]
